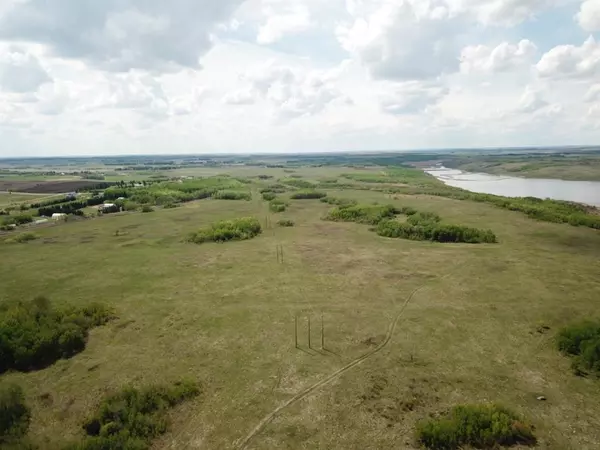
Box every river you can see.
[425,167,600,207]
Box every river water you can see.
[425,167,600,207]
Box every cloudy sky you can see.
[0,0,599,156]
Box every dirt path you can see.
[235,281,435,449]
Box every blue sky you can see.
[0,0,599,156]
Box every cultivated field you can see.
[1,163,600,450]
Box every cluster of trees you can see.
[262,192,276,201]
[260,184,288,194]
[324,204,398,225]
[188,217,262,244]
[66,381,199,450]
[558,321,600,376]
[37,196,104,217]
[0,383,31,447]
[290,190,327,200]
[376,220,497,243]
[0,297,113,373]
[1,214,33,229]
[29,196,72,209]
[416,404,536,450]
[213,190,252,201]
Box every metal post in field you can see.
[294,315,298,349]
[308,316,311,349]
[321,313,324,350]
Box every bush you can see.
[6,233,38,244]
[416,404,536,449]
[1,215,33,227]
[67,381,200,450]
[290,191,327,200]
[406,211,441,226]
[0,297,114,373]
[269,199,288,213]
[141,205,154,213]
[0,383,30,445]
[188,217,262,244]
[280,178,315,189]
[320,197,358,207]
[262,192,276,201]
[122,201,140,212]
[557,321,600,376]
[277,219,295,227]
[324,204,398,225]
[213,191,251,201]
[376,220,497,244]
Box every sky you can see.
[0,0,599,157]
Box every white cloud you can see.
[450,0,557,26]
[380,81,448,115]
[36,81,73,115]
[222,88,257,105]
[256,1,313,44]
[0,0,246,72]
[516,85,549,112]
[460,40,537,73]
[0,45,51,92]
[536,36,600,78]
[584,84,600,102]
[576,0,600,32]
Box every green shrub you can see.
[213,191,251,201]
[416,404,536,449]
[262,192,276,201]
[290,191,327,200]
[163,203,178,209]
[406,211,441,226]
[188,218,262,244]
[324,204,398,225]
[280,178,315,189]
[6,233,38,244]
[0,383,30,444]
[277,219,295,227]
[269,199,288,213]
[320,197,358,207]
[141,205,154,213]
[67,381,200,450]
[122,201,140,211]
[376,220,497,244]
[260,184,287,194]
[1,215,33,227]
[558,321,600,376]
[0,297,114,373]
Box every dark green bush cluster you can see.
[213,191,251,201]
[188,217,262,244]
[377,220,497,243]
[141,205,154,213]
[280,178,315,189]
[262,192,276,201]
[290,191,327,200]
[277,219,295,227]
[260,184,288,194]
[406,211,441,226]
[319,197,358,207]
[0,297,114,373]
[416,404,536,449]
[38,196,104,217]
[0,383,31,445]
[557,321,600,376]
[68,381,200,450]
[1,214,34,227]
[269,199,288,213]
[324,204,398,225]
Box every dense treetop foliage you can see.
[290,191,327,200]
[65,381,200,450]
[188,217,262,244]
[0,383,31,446]
[0,297,114,373]
[416,404,536,449]
[558,321,600,377]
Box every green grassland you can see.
[1,166,600,449]
[445,153,600,181]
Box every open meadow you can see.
[1,162,600,449]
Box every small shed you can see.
[52,213,66,220]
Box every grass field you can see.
[447,154,600,181]
[1,168,600,449]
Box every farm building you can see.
[52,213,66,220]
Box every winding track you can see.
[235,281,435,450]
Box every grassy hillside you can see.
[1,166,599,449]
